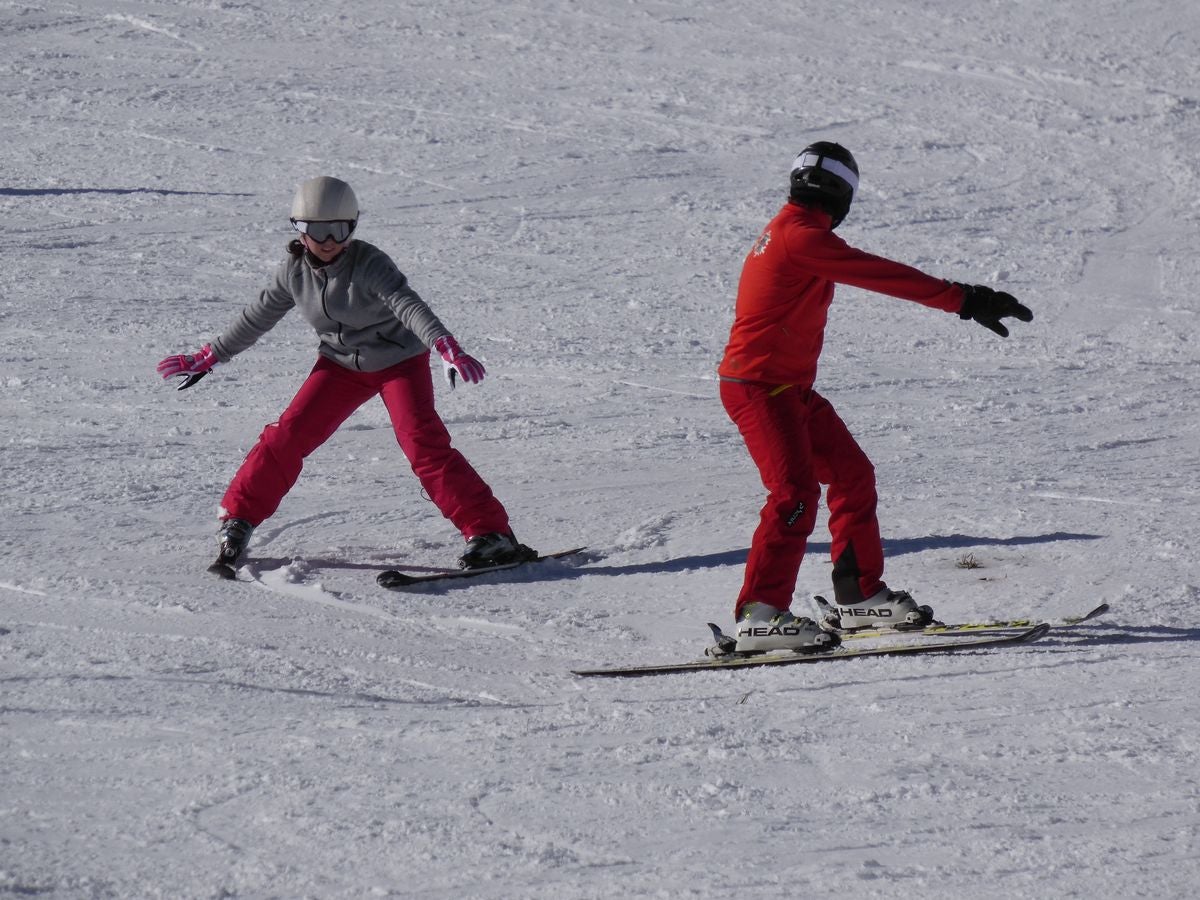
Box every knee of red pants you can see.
[255,417,331,462]
[822,443,876,499]
[765,487,820,534]
[390,398,453,454]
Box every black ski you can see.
[572,623,1051,678]
[377,547,586,589]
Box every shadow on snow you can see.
[283,531,1102,589]
[1,186,254,197]
[578,531,1104,578]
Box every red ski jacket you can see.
[719,202,965,387]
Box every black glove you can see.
[955,284,1033,338]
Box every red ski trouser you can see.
[220,354,510,537]
[720,380,885,616]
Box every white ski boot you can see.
[733,602,840,654]
[821,589,934,631]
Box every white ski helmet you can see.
[290,176,359,222]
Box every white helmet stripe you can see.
[791,152,859,194]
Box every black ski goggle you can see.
[291,219,356,243]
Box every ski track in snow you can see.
[2,1,1199,897]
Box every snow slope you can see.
[2,1,1198,897]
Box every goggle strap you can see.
[790,153,859,194]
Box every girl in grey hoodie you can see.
[158,176,532,577]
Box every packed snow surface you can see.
[2,1,1198,897]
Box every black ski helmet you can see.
[789,142,859,227]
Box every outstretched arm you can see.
[788,228,963,312]
[366,252,487,390]
[156,262,296,390]
[788,228,1033,333]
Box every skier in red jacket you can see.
[719,142,1032,654]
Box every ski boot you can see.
[731,602,840,654]
[208,517,254,580]
[820,589,934,631]
[458,531,537,570]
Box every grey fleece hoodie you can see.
[211,240,452,372]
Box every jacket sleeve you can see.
[210,261,297,363]
[362,251,452,348]
[787,227,965,313]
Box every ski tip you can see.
[376,570,416,589]
[208,562,237,581]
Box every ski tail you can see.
[814,596,1110,640]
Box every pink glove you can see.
[157,343,218,391]
[433,335,485,388]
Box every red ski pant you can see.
[220,354,510,537]
[720,380,885,616]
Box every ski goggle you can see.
[791,152,859,196]
[291,219,356,243]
